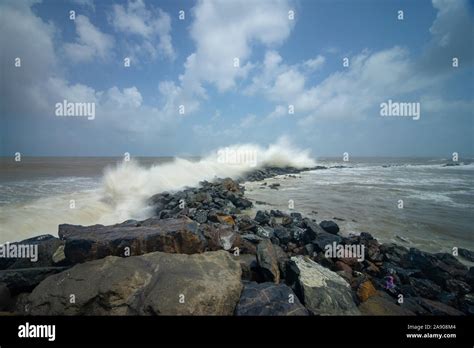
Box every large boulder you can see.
[288,256,359,315]
[59,217,207,264]
[27,250,242,315]
[235,282,308,316]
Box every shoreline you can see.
[0,166,473,316]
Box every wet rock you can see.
[311,231,342,252]
[0,267,67,295]
[0,235,64,270]
[0,283,12,311]
[408,278,442,300]
[235,282,308,316]
[359,292,415,316]
[458,293,474,315]
[256,226,274,239]
[27,250,242,315]
[458,248,474,262]
[235,215,258,233]
[273,225,291,244]
[380,243,409,265]
[238,254,258,281]
[254,211,271,225]
[401,249,467,286]
[59,217,207,264]
[287,256,359,315]
[444,279,471,295]
[319,220,339,235]
[256,240,281,283]
[413,298,465,316]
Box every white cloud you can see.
[185,0,293,92]
[109,0,175,61]
[303,55,325,71]
[64,15,114,63]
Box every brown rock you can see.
[357,280,377,302]
[359,293,415,316]
[256,239,281,283]
[59,217,207,264]
[216,214,235,225]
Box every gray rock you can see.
[273,225,291,244]
[27,250,242,315]
[235,282,308,316]
[288,256,360,315]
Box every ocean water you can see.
[0,149,473,258]
[245,157,474,256]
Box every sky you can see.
[0,0,473,157]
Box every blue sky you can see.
[1,0,473,157]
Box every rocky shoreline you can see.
[0,165,473,316]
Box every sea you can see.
[0,149,473,259]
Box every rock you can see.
[256,226,274,239]
[238,255,258,281]
[290,212,302,220]
[319,220,339,234]
[311,231,342,252]
[215,214,235,225]
[256,240,281,283]
[304,243,314,256]
[356,280,377,302]
[200,225,241,251]
[27,250,242,315]
[458,248,474,262]
[0,267,67,295]
[459,293,474,315]
[445,279,471,295]
[413,298,465,316]
[59,217,207,264]
[408,278,442,300]
[254,211,271,225]
[220,178,241,192]
[241,234,263,244]
[273,225,291,244]
[235,215,258,233]
[235,282,308,316]
[287,256,360,315]
[334,261,352,275]
[401,249,467,286]
[0,235,64,270]
[380,243,409,265]
[303,218,325,240]
[0,283,12,311]
[359,293,415,316]
[466,267,474,288]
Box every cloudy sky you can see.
[0,0,473,157]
